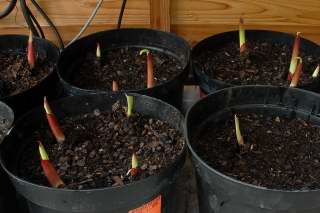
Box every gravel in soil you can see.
[19,102,185,189]
[193,112,320,190]
[0,50,54,97]
[194,41,320,87]
[70,47,183,91]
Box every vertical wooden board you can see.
[150,0,171,31]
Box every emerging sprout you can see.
[312,64,320,78]
[44,97,65,143]
[290,57,303,87]
[288,32,301,80]
[139,49,155,88]
[96,43,101,58]
[126,94,133,117]
[126,153,139,177]
[112,80,119,92]
[234,114,244,146]
[27,30,36,69]
[38,141,65,188]
[239,18,247,54]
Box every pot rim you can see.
[186,85,320,193]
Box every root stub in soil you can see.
[70,47,183,91]
[194,41,320,87]
[19,103,185,190]
[0,50,54,97]
[193,112,320,190]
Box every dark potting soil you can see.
[194,112,320,190]
[70,47,183,91]
[0,50,54,97]
[19,103,185,189]
[194,41,320,86]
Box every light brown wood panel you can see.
[0,0,149,27]
[171,0,320,26]
[1,0,320,46]
[0,24,150,44]
[0,0,150,45]
[171,0,320,44]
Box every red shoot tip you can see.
[112,80,119,92]
[44,97,65,143]
[38,141,65,188]
[290,57,303,87]
[288,32,301,79]
[27,30,36,69]
[140,49,155,88]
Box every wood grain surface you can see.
[0,0,319,45]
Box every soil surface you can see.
[19,102,185,189]
[70,47,183,91]
[194,41,320,87]
[0,50,54,97]
[193,112,320,190]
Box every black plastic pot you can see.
[0,101,16,213]
[187,85,320,213]
[192,30,320,94]
[0,93,186,213]
[0,35,60,117]
[58,28,191,109]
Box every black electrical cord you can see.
[20,0,39,37]
[117,0,127,29]
[26,6,45,38]
[30,0,64,49]
[0,0,17,19]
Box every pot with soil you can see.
[0,101,16,212]
[0,93,186,213]
[0,34,60,117]
[58,28,190,109]
[192,29,320,94]
[187,85,320,213]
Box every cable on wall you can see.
[67,0,104,47]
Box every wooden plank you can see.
[1,0,320,45]
[171,0,320,26]
[171,0,320,45]
[150,0,171,32]
[0,24,149,45]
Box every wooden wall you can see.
[0,0,320,46]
